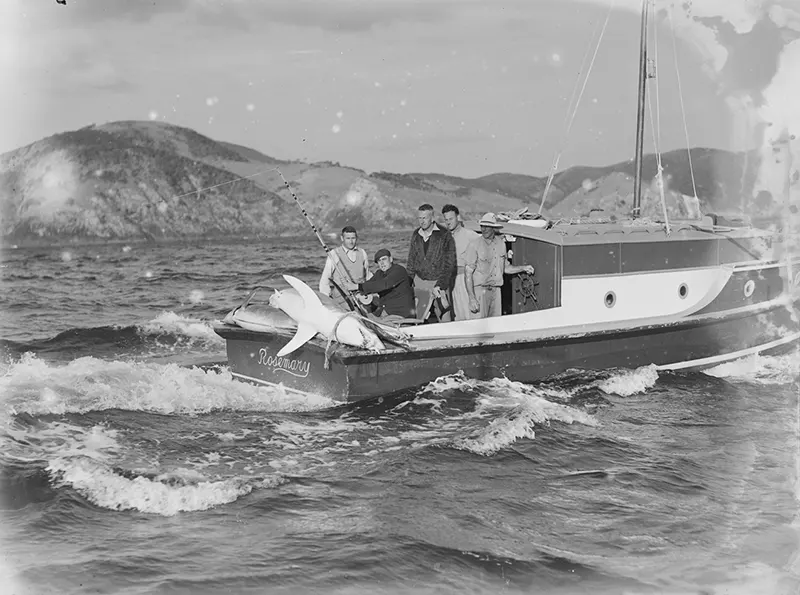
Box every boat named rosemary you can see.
[213,0,800,402]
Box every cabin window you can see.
[743,280,755,298]
[604,291,616,308]
[678,283,689,299]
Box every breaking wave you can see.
[0,357,607,516]
[1,311,224,361]
[703,348,800,385]
[0,353,336,417]
[47,457,285,516]
[0,419,287,516]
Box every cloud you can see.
[18,33,135,95]
[373,132,488,153]
[64,52,135,93]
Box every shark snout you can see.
[268,289,282,308]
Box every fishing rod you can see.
[275,168,370,316]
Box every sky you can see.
[1,0,798,180]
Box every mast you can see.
[632,0,650,218]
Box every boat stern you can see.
[213,322,350,399]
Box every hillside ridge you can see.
[0,120,769,247]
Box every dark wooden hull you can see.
[215,296,800,402]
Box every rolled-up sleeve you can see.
[464,240,478,272]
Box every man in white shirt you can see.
[318,225,371,311]
[442,204,477,320]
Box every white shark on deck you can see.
[269,274,388,357]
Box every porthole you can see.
[744,280,755,298]
[604,291,616,308]
[678,283,689,299]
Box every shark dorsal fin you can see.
[283,275,323,310]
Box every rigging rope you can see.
[667,4,699,200]
[537,0,617,215]
[559,20,600,152]
[646,0,671,235]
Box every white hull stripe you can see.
[656,331,800,371]
[230,371,317,396]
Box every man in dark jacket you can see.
[406,204,456,322]
[347,249,415,318]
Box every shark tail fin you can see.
[275,275,325,356]
[283,274,323,310]
[276,322,318,357]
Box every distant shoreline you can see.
[3,217,789,252]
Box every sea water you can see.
[1,234,799,594]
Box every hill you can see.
[0,120,770,247]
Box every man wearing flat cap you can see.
[347,248,416,318]
[464,212,535,318]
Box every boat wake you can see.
[703,348,800,385]
[1,352,794,523]
[0,354,611,516]
[0,353,336,416]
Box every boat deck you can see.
[224,290,795,363]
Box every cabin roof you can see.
[463,219,773,246]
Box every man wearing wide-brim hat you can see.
[463,212,535,318]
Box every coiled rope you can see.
[324,311,361,369]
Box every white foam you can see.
[1,421,121,468]
[596,364,660,397]
[451,405,538,456]
[420,371,478,395]
[138,311,223,345]
[396,374,599,456]
[0,354,336,418]
[405,396,445,413]
[704,351,800,385]
[270,417,371,448]
[47,457,283,516]
[452,383,599,456]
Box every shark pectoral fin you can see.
[283,274,324,310]
[276,323,318,357]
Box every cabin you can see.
[447,214,779,320]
